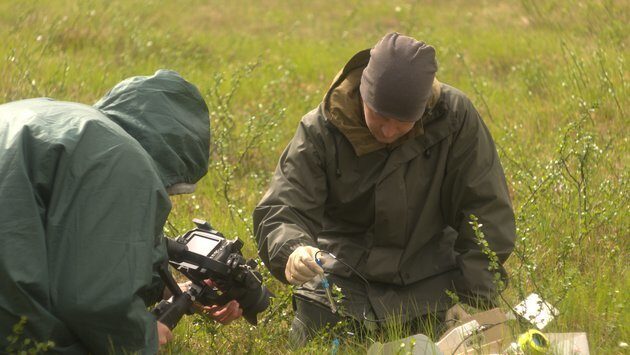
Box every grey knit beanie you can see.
[360,32,438,122]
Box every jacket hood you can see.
[94,69,210,187]
[323,49,441,156]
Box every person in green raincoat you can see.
[0,70,241,354]
[253,33,516,346]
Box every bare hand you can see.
[191,280,243,324]
[157,321,173,348]
[198,300,243,325]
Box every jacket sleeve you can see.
[253,118,327,283]
[48,121,170,354]
[441,99,516,306]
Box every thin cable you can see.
[314,250,389,323]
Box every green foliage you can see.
[5,317,55,354]
[1,0,627,353]
[469,215,506,293]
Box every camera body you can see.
[154,219,272,328]
[169,219,246,277]
[176,222,235,266]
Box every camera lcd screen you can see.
[187,234,220,256]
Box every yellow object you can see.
[518,329,550,354]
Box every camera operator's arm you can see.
[48,124,171,354]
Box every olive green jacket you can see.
[254,50,515,320]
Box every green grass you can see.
[1,0,628,353]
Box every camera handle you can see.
[152,263,196,329]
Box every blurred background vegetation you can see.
[1,0,627,353]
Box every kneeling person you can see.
[254,33,516,346]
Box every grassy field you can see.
[1,0,628,353]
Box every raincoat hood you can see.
[94,69,210,187]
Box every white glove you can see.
[285,246,324,285]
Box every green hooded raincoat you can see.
[254,50,515,322]
[0,70,209,354]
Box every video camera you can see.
[152,219,273,328]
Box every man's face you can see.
[363,102,415,144]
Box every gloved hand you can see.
[285,246,324,285]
